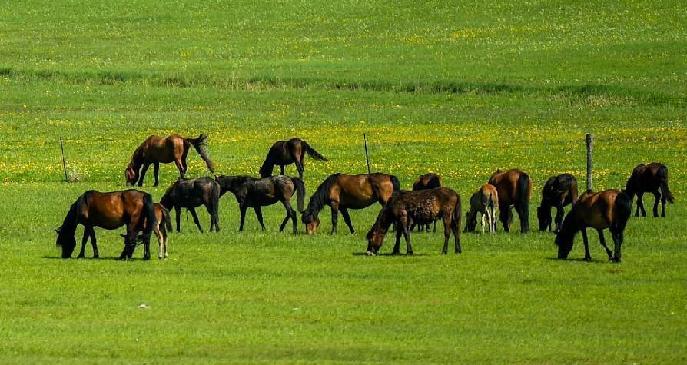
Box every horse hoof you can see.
[365,250,376,256]
[583,257,592,262]
[407,251,414,256]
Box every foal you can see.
[464,184,499,233]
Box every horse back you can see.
[574,189,621,230]
[82,190,146,230]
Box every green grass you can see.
[0,0,686,363]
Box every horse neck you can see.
[305,180,331,217]
[259,156,274,177]
[129,147,144,169]
[59,202,80,235]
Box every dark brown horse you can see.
[626,162,674,217]
[366,187,462,255]
[488,169,532,233]
[121,203,172,259]
[125,133,215,186]
[160,177,221,233]
[216,175,304,233]
[537,174,579,233]
[259,138,327,179]
[412,173,442,232]
[55,190,156,260]
[301,173,400,235]
[555,189,632,262]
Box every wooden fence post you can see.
[585,133,593,191]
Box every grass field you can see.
[1,1,686,363]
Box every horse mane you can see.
[128,143,145,169]
[555,208,579,251]
[259,154,275,177]
[56,195,84,257]
[304,173,340,217]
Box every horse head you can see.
[125,165,138,185]
[55,226,76,258]
[301,211,320,234]
[537,205,552,231]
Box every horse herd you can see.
[55,134,675,263]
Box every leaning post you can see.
[60,137,69,182]
[585,133,593,192]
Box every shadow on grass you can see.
[41,255,153,261]
[544,256,615,264]
[352,252,430,257]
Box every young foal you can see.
[160,177,221,233]
[537,174,579,233]
[259,138,327,179]
[488,169,532,233]
[464,184,499,234]
[555,189,632,262]
[412,173,442,232]
[366,187,462,255]
[625,162,674,217]
[122,203,172,259]
[217,175,304,233]
[301,173,400,235]
[125,133,215,186]
[55,190,156,260]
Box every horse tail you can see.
[302,141,328,161]
[613,191,632,233]
[516,172,531,232]
[187,134,215,173]
[569,177,579,205]
[290,177,306,212]
[451,194,462,234]
[142,193,156,239]
[390,175,401,192]
[160,205,172,233]
[657,165,674,203]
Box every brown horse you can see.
[366,187,462,255]
[301,173,400,234]
[216,175,305,233]
[555,189,632,262]
[537,174,579,233]
[259,138,327,179]
[625,162,674,217]
[125,133,215,186]
[488,169,532,233]
[55,190,156,260]
[122,203,172,259]
[160,177,221,233]
[412,173,442,232]
[464,183,499,234]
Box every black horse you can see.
[160,177,221,233]
[217,175,304,233]
[259,138,327,179]
[626,162,674,217]
[537,174,579,233]
[55,190,156,260]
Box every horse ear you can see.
[54,228,61,234]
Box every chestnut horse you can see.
[488,169,532,233]
[537,174,579,233]
[55,190,156,260]
[301,173,400,234]
[366,187,462,255]
[125,133,215,186]
[412,173,442,232]
[259,138,327,179]
[625,162,674,217]
[216,175,305,233]
[122,203,172,259]
[464,183,499,234]
[555,189,632,262]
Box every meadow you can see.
[0,0,685,363]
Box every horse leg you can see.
[499,207,510,232]
[636,193,646,217]
[554,206,565,233]
[254,206,266,231]
[330,204,339,234]
[280,165,285,176]
[153,162,160,187]
[188,207,204,233]
[282,201,297,234]
[296,161,304,180]
[156,229,164,259]
[77,226,90,258]
[174,206,182,232]
[403,220,413,256]
[581,228,591,261]
[596,229,613,260]
[120,226,137,260]
[340,208,355,234]
[481,212,486,234]
[138,163,150,186]
[611,230,623,263]
[206,202,220,232]
[88,227,99,258]
[174,159,185,179]
[652,191,660,217]
[239,204,248,231]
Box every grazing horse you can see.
[625,162,674,217]
[464,184,499,234]
[488,169,532,233]
[55,190,155,260]
[555,189,632,262]
[537,174,579,233]
[216,175,304,233]
[125,133,215,186]
[123,203,172,259]
[366,187,462,255]
[301,173,400,235]
[160,177,221,233]
[412,173,442,232]
[259,138,327,179]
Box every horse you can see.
[488,169,532,233]
[122,203,172,259]
[555,189,632,262]
[217,175,305,233]
[259,138,327,179]
[301,173,400,235]
[160,177,221,233]
[125,133,215,187]
[366,187,462,255]
[625,162,674,217]
[537,174,579,233]
[412,173,442,232]
[55,190,156,260]
[464,183,499,234]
